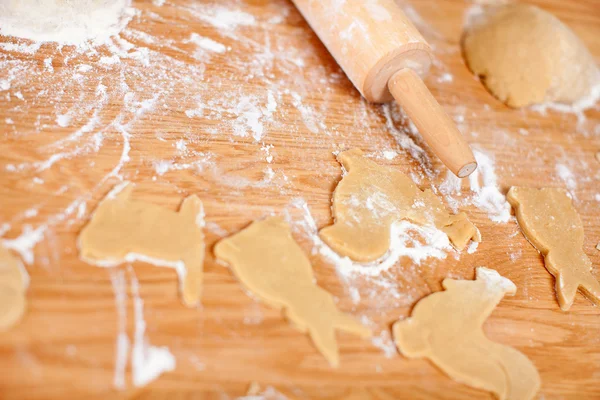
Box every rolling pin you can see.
[291,0,477,177]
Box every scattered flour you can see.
[468,149,511,223]
[382,150,398,160]
[370,329,397,358]
[130,270,176,387]
[186,33,227,54]
[381,103,433,178]
[437,72,454,83]
[287,198,452,279]
[555,163,577,192]
[109,268,176,389]
[466,241,479,254]
[195,7,256,31]
[236,385,288,400]
[438,148,511,223]
[530,83,600,128]
[110,270,130,390]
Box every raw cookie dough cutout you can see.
[78,182,205,307]
[462,4,600,108]
[507,187,600,310]
[319,149,480,262]
[214,217,371,367]
[393,267,540,400]
[0,245,29,331]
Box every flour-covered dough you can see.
[394,267,540,400]
[320,149,480,262]
[0,244,28,331]
[214,217,371,367]
[78,182,205,307]
[507,187,600,310]
[463,4,600,107]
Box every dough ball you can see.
[462,4,600,108]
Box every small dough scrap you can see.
[507,187,600,310]
[393,267,540,400]
[214,217,371,367]
[319,149,480,262]
[0,244,28,331]
[462,4,600,107]
[78,182,205,307]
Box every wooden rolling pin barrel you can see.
[292,0,477,177]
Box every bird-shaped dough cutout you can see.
[319,149,480,262]
[78,182,205,307]
[0,244,28,331]
[393,267,540,400]
[214,217,371,367]
[507,187,600,311]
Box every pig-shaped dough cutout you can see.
[78,182,205,307]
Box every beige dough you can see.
[214,217,371,367]
[78,182,204,307]
[462,4,600,107]
[0,244,28,331]
[393,267,540,400]
[319,149,480,262]
[507,187,600,310]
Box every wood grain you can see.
[0,0,599,399]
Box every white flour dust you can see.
[236,384,288,400]
[468,150,511,223]
[0,0,135,46]
[130,270,176,387]
[109,268,176,390]
[440,148,511,223]
[285,198,454,310]
[110,270,130,390]
[555,163,577,192]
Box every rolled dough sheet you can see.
[0,244,28,331]
[319,149,480,262]
[214,217,371,367]
[393,267,540,400]
[507,187,600,310]
[463,4,600,108]
[78,182,205,307]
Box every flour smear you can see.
[110,268,176,390]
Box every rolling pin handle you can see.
[388,68,477,178]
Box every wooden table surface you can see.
[1,0,599,399]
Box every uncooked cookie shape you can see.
[507,187,600,310]
[214,217,371,367]
[0,245,29,331]
[393,267,540,400]
[78,182,205,307]
[319,149,480,262]
[462,4,600,107]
